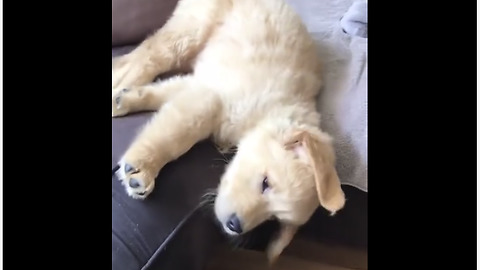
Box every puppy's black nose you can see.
[226,214,242,234]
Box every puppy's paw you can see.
[112,88,136,117]
[115,158,156,199]
[216,144,236,154]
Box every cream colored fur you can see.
[112,0,345,262]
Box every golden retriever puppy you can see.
[112,0,346,262]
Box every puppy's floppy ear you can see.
[285,129,345,215]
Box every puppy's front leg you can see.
[115,86,222,199]
[112,75,192,117]
[266,223,298,265]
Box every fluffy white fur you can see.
[112,0,346,262]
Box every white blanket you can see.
[286,0,368,192]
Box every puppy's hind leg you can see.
[112,0,231,89]
[115,78,222,199]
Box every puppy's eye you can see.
[262,176,270,193]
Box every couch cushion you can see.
[112,111,226,270]
[112,0,179,46]
[112,45,136,58]
[111,46,227,270]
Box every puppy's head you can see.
[214,126,345,236]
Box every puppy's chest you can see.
[213,96,273,145]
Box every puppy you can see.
[112,0,346,262]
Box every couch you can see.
[112,0,368,269]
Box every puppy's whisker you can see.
[242,233,253,249]
[201,188,218,199]
[213,158,230,164]
[237,236,247,249]
[218,149,235,163]
[230,236,243,250]
[227,232,250,250]
[199,188,218,210]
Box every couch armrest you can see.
[112,113,225,270]
[112,0,179,46]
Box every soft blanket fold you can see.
[286,0,368,192]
